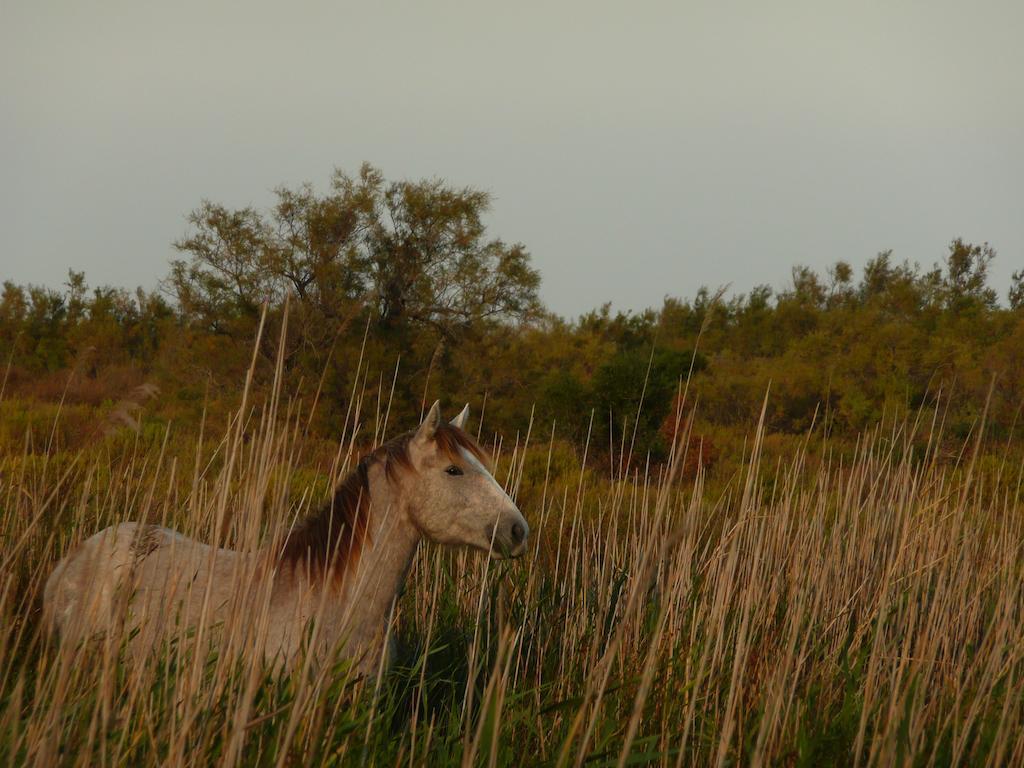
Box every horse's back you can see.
[43,522,239,647]
[44,522,152,641]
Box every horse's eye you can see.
[445,465,463,476]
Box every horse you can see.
[42,401,529,674]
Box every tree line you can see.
[3,164,1023,466]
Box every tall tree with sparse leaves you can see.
[168,164,541,343]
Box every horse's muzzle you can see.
[491,515,529,559]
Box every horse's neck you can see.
[284,468,421,651]
[342,477,421,628]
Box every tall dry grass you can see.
[3,332,1024,765]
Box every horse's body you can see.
[43,403,529,674]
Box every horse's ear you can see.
[415,400,442,444]
[450,404,470,430]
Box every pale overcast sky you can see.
[2,1,1022,317]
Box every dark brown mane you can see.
[278,423,488,580]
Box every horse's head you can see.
[404,401,529,559]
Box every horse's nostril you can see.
[511,522,525,544]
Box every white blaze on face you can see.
[459,447,512,501]
[458,445,529,556]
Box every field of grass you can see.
[3,356,1024,766]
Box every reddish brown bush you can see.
[659,395,717,479]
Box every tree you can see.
[0,282,29,363]
[860,250,895,300]
[366,172,540,334]
[169,204,281,331]
[25,286,68,370]
[1010,270,1024,310]
[942,238,997,312]
[787,265,826,307]
[268,170,376,319]
[590,347,705,464]
[827,261,854,307]
[169,164,541,341]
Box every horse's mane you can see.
[278,422,488,581]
